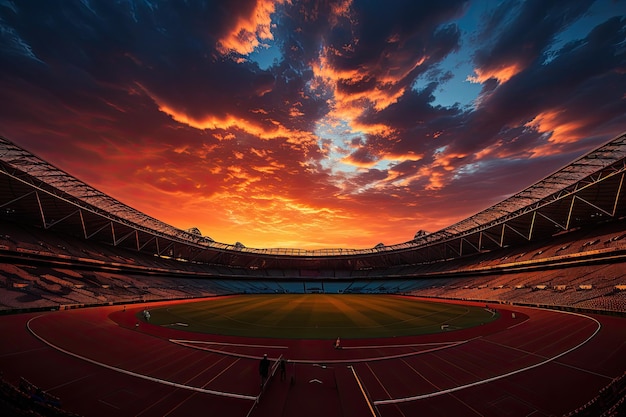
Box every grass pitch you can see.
[145,294,498,339]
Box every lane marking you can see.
[349,366,379,417]
[374,310,602,405]
[342,340,463,350]
[26,316,256,402]
[171,339,289,349]
[174,337,469,364]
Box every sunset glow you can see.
[1,1,624,249]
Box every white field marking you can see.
[171,339,289,349]
[292,340,469,365]
[49,373,94,392]
[26,316,257,402]
[170,340,282,361]
[483,336,613,380]
[483,318,614,380]
[374,310,602,405]
[506,316,530,330]
[0,346,49,358]
[98,399,121,410]
[348,366,378,417]
[342,341,465,350]
[172,338,469,365]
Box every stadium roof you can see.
[1,131,626,270]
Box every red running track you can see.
[0,297,625,417]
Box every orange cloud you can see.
[390,148,465,190]
[341,149,422,169]
[251,161,286,174]
[68,142,447,250]
[289,102,305,117]
[159,191,427,249]
[473,141,501,160]
[191,191,359,248]
[90,153,422,249]
[340,155,377,168]
[313,53,406,114]
[468,62,523,84]
[386,165,429,188]
[330,0,353,19]
[523,109,591,157]
[528,110,587,144]
[385,151,422,163]
[307,39,432,166]
[424,169,447,190]
[216,0,288,56]
[154,99,319,146]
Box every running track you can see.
[1,297,625,417]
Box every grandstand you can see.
[1,131,626,417]
[1,132,626,311]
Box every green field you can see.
[145,294,498,339]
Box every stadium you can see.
[1,130,626,417]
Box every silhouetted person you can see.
[259,354,270,387]
[334,336,341,349]
[279,358,287,381]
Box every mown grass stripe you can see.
[147,295,498,339]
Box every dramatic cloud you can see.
[1,0,624,249]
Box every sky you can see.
[0,0,625,250]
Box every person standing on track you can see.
[279,357,287,381]
[334,336,341,349]
[259,354,270,387]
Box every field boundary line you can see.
[172,338,469,364]
[374,310,602,405]
[342,340,465,350]
[287,340,468,364]
[349,365,379,417]
[27,316,257,402]
[171,339,289,349]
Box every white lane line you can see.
[171,339,289,349]
[174,338,468,364]
[26,316,256,402]
[342,340,465,350]
[374,310,602,405]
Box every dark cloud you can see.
[326,0,466,65]
[473,0,595,74]
[458,14,626,154]
[0,0,624,248]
